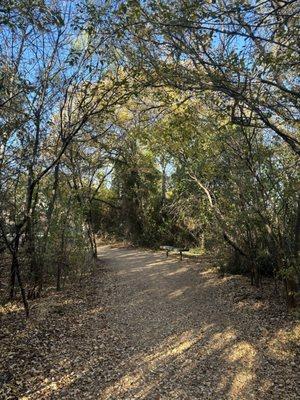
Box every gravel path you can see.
[1,245,299,399]
[94,246,299,400]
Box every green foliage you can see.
[0,0,299,312]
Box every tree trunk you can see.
[200,232,205,252]
[161,160,167,205]
[189,173,249,259]
[9,257,16,300]
[294,193,300,268]
[27,215,38,284]
[56,197,71,291]
[56,262,62,291]
[39,163,60,292]
[9,234,29,316]
[57,231,64,292]
[14,253,29,317]
[286,193,300,307]
[87,210,97,258]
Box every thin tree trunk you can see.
[294,193,300,267]
[161,160,167,205]
[14,253,29,317]
[9,233,29,316]
[56,262,62,291]
[56,197,71,291]
[39,163,60,291]
[87,210,97,258]
[9,257,16,300]
[26,189,41,299]
[286,193,300,307]
[57,229,65,292]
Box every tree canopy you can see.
[0,0,299,315]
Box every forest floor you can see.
[0,245,300,400]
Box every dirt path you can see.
[1,246,299,399]
[94,246,299,400]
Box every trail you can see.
[1,246,299,400]
[93,246,299,400]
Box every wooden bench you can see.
[160,245,189,261]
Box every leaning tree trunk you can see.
[9,234,29,316]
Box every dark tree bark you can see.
[286,193,300,307]
[8,233,29,316]
[39,163,60,292]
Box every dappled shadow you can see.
[2,245,299,399]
